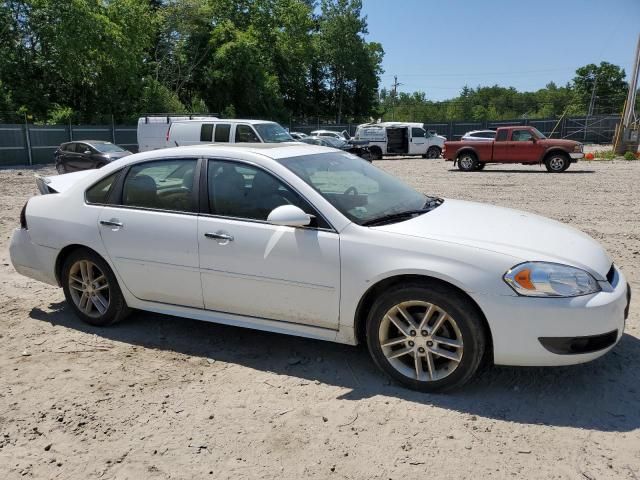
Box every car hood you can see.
[105,151,132,160]
[373,199,611,280]
[538,138,579,149]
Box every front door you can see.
[98,158,203,308]
[508,129,545,162]
[409,127,427,155]
[198,159,340,329]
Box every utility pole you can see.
[391,75,402,121]
[585,74,598,141]
[616,33,640,154]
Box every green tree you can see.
[572,62,627,115]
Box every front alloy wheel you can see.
[379,301,463,382]
[545,154,570,173]
[366,284,486,392]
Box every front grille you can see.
[606,264,616,284]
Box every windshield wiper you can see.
[361,197,444,227]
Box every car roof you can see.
[62,140,113,145]
[106,144,337,169]
[171,119,276,125]
[465,130,496,134]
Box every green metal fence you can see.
[0,123,138,167]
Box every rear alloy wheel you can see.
[545,153,570,173]
[425,146,441,159]
[62,249,130,326]
[457,153,478,171]
[366,284,486,392]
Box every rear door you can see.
[66,143,91,171]
[491,129,512,162]
[98,158,202,308]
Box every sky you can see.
[362,0,640,100]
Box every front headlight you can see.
[503,262,601,297]
[573,144,583,152]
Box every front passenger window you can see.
[122,159,197,212]
[207,160,328,228]
[235,125,260,143]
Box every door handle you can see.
[100,220,123,228]
[205,232,234,242]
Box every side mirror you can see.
[84,150,91,154]
[529,137,536,142]
[267,205,312,227]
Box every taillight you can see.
[20,201,28,229]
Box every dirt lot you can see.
[1,159,639,479]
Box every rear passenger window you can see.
[496,130,508,141]
[214,124,231,142]
[200,124,214,142]
[86,172,119,204]
[122,159,197,212]
[235,125,260,143]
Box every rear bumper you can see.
[9,228,59,286]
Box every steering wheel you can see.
[344,186,359,196]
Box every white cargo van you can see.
[354,122,446,160]
[137,115,218,152]
[167,119,294,147]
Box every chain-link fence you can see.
[0,114,623,167]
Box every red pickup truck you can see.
[443,126,584,172]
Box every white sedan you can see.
[10,144,631,391]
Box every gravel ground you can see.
[0,159,639,479]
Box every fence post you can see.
[68,117,73,141]
[24,113,33,166]
[111,114,116,143]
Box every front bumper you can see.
[474,266,629,366]
[9,228,59,286]
[570,152,584,162]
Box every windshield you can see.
[279,152,432,225]
[531,127,547,139]
[254,123,294,143]
[93,142,125,153]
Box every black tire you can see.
[369,146,383,161]
[544,152,570,173]
[61,248,131,327]
[425,146,441,159]
[457,152,478,172]
[475,162,486,170]
[365,283,487,392]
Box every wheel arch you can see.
[541,148,570,163]
[55,244,105,285]
[353,274,493,362]
[456,148,478,160]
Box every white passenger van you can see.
[167,119,294,147]
[354,122,446,160]
[137,115,218,152]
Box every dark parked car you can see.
[300,136,372,161]
[54,141,132,174]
